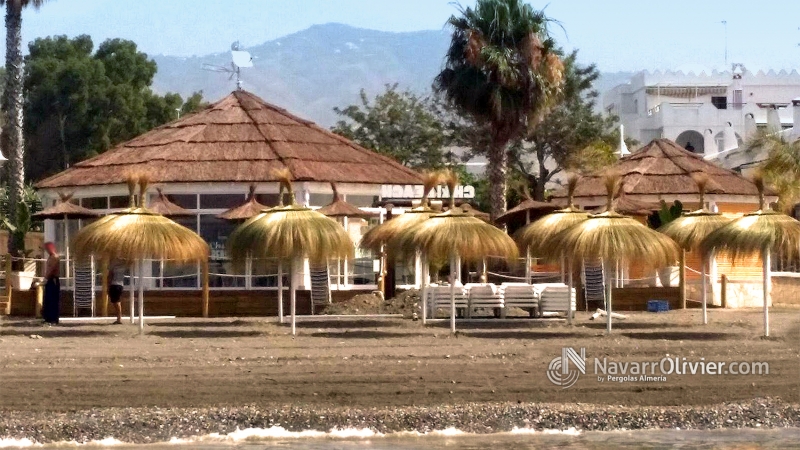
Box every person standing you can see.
[42,242,60,325]
[107,263,125,324]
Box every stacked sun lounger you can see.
[424,282,575,319]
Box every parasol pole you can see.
[525,247,532,284]
[701,251,710,325]
[137,259,145,334]
[64,215,70,290]
[277,260,284,323]
[290,258,296,336]
[450,252,458,334]
[128,263,135,324]
[763,248,771,337]
[567,257,574,325]
[606,259,613,333]
[421,255,428,325]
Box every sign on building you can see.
[380,184,476,200]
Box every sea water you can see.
[4,427,800,449]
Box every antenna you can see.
[201,41,253,90]
[720,20,728,66]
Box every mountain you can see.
[151,23,633,127]
[152,23,451,126]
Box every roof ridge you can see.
[232,91,292,179]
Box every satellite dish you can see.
[201,41,253,90]
[231,50,253,68]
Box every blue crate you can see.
[647,300,669,313]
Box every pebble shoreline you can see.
[0,398,798,444]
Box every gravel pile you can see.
[323,290,421,317]
[1,398,797,444]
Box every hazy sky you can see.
[9,0,800,72]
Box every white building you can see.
[604,68,800,163]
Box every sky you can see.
[8,0,800,72]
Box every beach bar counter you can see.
[28,90,448,317]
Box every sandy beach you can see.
[0,308,798,443]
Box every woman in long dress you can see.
[42,242,60,324]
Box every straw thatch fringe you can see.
[659,173,731,251]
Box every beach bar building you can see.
[552,138,793,309]
[30,90,434,316]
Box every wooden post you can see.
[35,284,43,318]
[720,274,728,309]
[384,205,396,300]
[679,250,686,309]
[4,255,11,315]
[99,259,109,317]
[202,260,210,318]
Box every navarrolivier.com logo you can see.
[546,347,586,389]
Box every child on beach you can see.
[108,263,126,324]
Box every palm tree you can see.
[434,0,563,221]
[749,131,800,214]
[1,0,48,263]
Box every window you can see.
[109,196,131,209]
[166,194,198,210]
[732,89,743,109]
[200,194,245,210]
[199,215,244,288]
[711,96,727,110]
[80,197,108,209]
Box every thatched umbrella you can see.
[397,171,518,333]
[73,177,209,333]
[542,176,679,333]
[148,188,194,217]
[33,192,100,288]
[591,193,660,217]
[515,176,588,323]
[700,175,800,337]
[218,185,269,221]
[659,174,731,324]
[228,170,353,335]
[360,173,441,298]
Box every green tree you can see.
[24,35,207,180]
[434,0,563,221]
[331,84,450,169]
[1,0,49,264]
[751,131,800,213]
[508,51,621,200]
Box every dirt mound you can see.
[323,290,421,318]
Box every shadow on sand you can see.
[622,331,734,341]
[0,329,112,338]
[294,319,404,329]
[581,322,695,331]
[149,330,264,339]
[459,331,582,340]
[427,320,555,330]
[309,330,426,339]
[147,320,256,328]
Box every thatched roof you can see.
[218,185,269,221]
[317,183,377,219]
[591,194,661,216]
[36,90,422,189]
[33,193,99,220]
[554,139,761,201]
[148,188,194,217]
[495,198,560,224]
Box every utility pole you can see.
[721,20,728,66]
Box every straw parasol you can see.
[700,174,800,337]
[33,192,100,286]
[397,171,518,333]
[72,176,209,333]
[515,176,588,323]
[228,169,353,335]
[495,187,561,226]
[147,188,194,217]
[542,175,679,333]
[360,172,441,252]
[318,183,377,220]
[659,174,732,324]
[218,185,269,221]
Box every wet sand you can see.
[0,308,798,443]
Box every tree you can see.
[507,51,620,200]
[24,35,207,180]
[1,0,49,264]
[331,84,451,169]
[751,131,800,214]
[434,0,563,221]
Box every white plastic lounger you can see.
[500,284,539,318]
[536,283,576,316]
[428,285,468,319]
[465,284,503,318]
